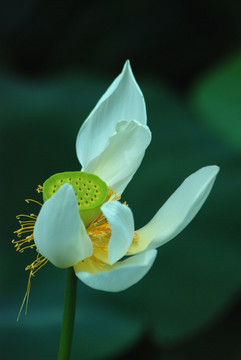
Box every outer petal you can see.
[76,60,147,172]
[128,166,219,254]
[101,200,134,265]
[34,184,93,268]
[74,249,157,292]
[85,120,151,194]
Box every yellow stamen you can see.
[87,213,111,252]
[85,195,138,266]
[13,196,48,320]
[25,198,43,206]
[17,253,48,321]
[13,213,37,251]
[36,185,43,193]
[107,186,120,201]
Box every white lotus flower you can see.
[14,61,219,292]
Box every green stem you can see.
[58,267,77,360]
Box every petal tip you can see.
[211,165,220,174]
[123,59,131,70]
[121,59,134,80]
[121,60,140,89]
[201,165,220,180]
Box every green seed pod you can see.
[43,171,108,227]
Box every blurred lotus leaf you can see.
[189,51,241,151]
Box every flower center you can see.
[43,171,108,226]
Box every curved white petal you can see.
[101,200,134,265]
[74,249,157,292]
[129,166,219,254]
[84,120,151,194]
[34,184,93,268]
[76,60,147,172]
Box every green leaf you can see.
[160,297,241,360]
[189,51,241,151]
[1,306,143,360]
[0,267,144,360]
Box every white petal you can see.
[84,120,151,194]
[129,166,219,253]
[76,60,147,172]
[101,201,134,265]
[34,184,93,268]
[75,249,157,292]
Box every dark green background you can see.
[1,1,241,359]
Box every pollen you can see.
[87,213,112,252]
[86,213,112,266]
